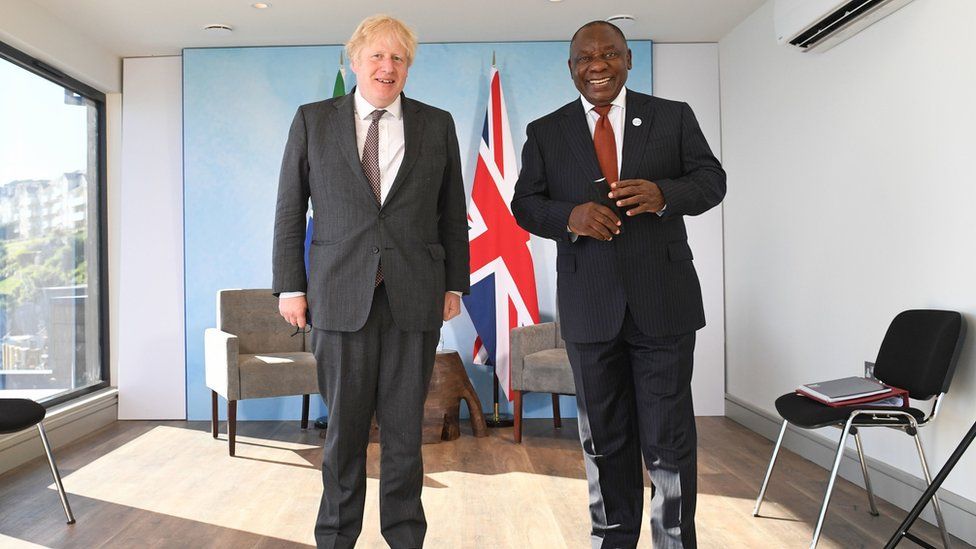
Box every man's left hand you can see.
[609,179,666,215]
[443,292,461,321]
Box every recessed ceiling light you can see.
[203,24,234,34]
[549,0,563,3]
[252,2,271,8]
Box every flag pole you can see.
[484,49,514,429]
[485,359,514,428]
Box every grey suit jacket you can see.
[272,93,470,333]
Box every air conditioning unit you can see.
[774,0,916,52]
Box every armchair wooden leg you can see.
[513,390,523,444]
[211,391,218,439]
[301,395,310,430]
[228,400,237,457]
[551,394,562,429]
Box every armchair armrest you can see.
[205,328,240,400]
[509,322,557,390]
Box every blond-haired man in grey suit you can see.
[272,15,469,549]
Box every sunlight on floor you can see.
[55,426,655,548]
[0,533,49,548]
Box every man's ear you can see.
[626,49,633,70]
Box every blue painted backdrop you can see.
[183,40,652,421]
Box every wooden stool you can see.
[370,350,488,444]
[423,350,488,443]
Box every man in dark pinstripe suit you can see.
[511,21,726,549]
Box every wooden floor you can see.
[0,417,968,548]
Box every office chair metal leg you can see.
[853,431,880,516]
[811,417,855,549]
[754,419,788,517]
[36,424,75,524]
[913,433,951,549]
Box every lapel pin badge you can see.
[632,117,642,127]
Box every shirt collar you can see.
[579,87,627,115]
[354,88,403,121]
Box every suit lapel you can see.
[620,91,655,180]
[559,100,603,181]
[329,93,380,207]
[384,96,424,207]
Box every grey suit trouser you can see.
[310,284,438,549]
[566,309,698,549]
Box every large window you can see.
[0,42,108,406]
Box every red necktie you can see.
[592,105,617,185]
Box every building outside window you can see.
[0,42,108,406]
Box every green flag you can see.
[332,64,346,98]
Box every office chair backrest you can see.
[874,310,966,400]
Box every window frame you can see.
[0,40,110,408]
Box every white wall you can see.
[107,92,122,388]
[117,56,186,419]
[721,0,976,532]
[654,44,725,416]
[0,0,120,92]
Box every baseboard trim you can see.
[725,394,976,546]
[0,388,119,476]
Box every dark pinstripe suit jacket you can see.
[512,90,726,343]
[272,93,470,332]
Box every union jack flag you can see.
[463,66,540,401]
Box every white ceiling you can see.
[28,0,765,58]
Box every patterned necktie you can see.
[361,109,386,286]
[362,109,386,203]
[592,105,618,185]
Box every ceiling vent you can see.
[775,0,915,52]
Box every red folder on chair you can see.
[797,377,910,408]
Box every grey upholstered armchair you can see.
[204,289,319,456]
[510,320,576,443]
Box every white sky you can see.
[0,57,89,186]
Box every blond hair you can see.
[346,15,418,67]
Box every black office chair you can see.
[0,398,76,524]
[753,310,965,549]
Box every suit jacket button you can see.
[379,212,387,219]
[371,246,379,254]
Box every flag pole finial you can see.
[492,51,496,68]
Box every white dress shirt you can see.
[353,88,405,205]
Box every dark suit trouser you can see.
[566,309,697,549]
[310,284,438,549]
